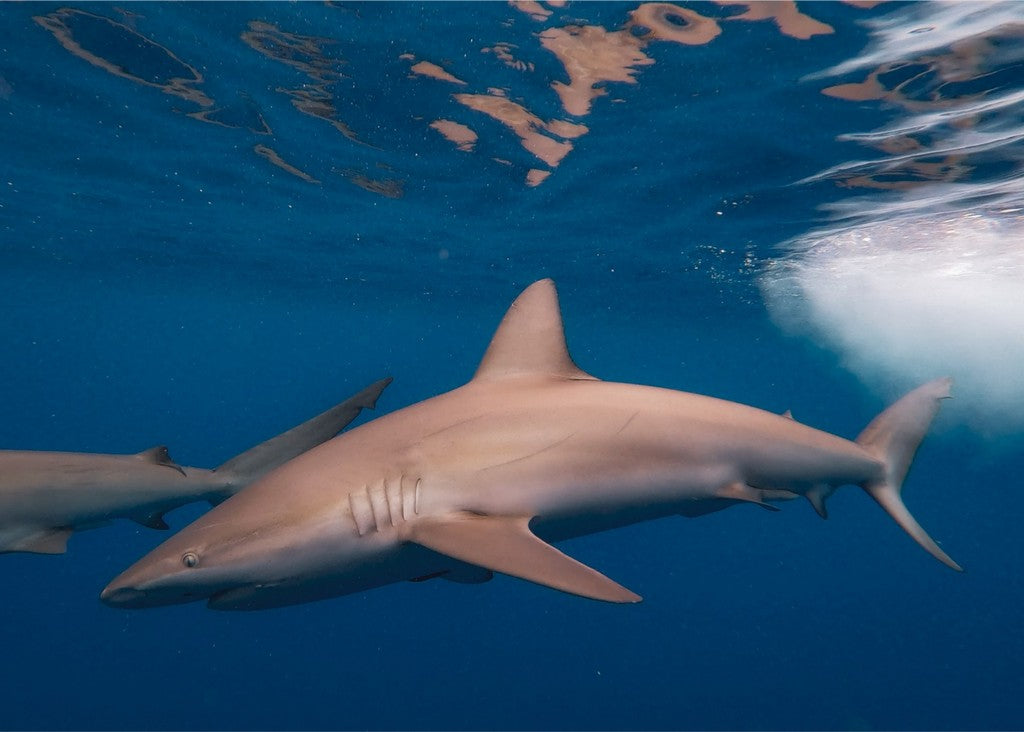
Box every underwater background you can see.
[2,1,1023,729]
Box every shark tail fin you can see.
[212,378,392,491]
[854,377,961,572]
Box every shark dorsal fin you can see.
[473,279,595,382]
[137,446,186,476]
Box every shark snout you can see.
[100,571,216,609]
[99,584,148,608]
[100,552,215,609]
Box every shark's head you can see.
[100,490,319,610]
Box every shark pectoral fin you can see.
[137,446,186,476]
[131,511,170,530]
[716,482,781,512]
[15,528,73,554]
[406,512,641,603]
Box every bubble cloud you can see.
[763,1,1024,432]
[761,212,1024,431]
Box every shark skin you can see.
[0,378,390,554]
[101,279,959,611]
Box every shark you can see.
[0,378,390,554]
[101,279,959,611]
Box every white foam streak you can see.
[799,126,1024,185]
[813,2,1024,79]
[821,177,1024,221]
[840,88,1024,142]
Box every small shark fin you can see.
[473,279,596,383]
[137,446,186,476]
[806,485,831,519]
[214,377,392,482]
[760,488,801,504]
[782,409,794,420]
[406,512,640,603]
[716,482,781,512]
[15,528,73,554]
[131,511,170,530]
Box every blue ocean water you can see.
[2,1,1023,729]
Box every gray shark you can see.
[101,280,959,611]
[1,378,390,554]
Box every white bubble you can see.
[761,212,1024,432]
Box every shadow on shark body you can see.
[0,379,390,554]
[102,279,960,611]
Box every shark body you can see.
[102,280,958,611]
[0,379,389,554]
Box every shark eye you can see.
[182,552,199,568]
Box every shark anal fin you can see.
[716,482,781,512]
[132,511,170,530]
[14,528,73,554]
[805,485,831,519]
[137,446,186,476]
[406,512,641,603]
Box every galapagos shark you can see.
[102,280,959,611]
[0,378,390,554]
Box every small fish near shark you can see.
[0,379,390,555]
[102,279,960,611]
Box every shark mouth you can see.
[206,582,287,611]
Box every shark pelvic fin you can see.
[716,482,781,512]
[473,279,596,382]
[855,377,962,572]
[137,446,186,476]
[406,512,641,603]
